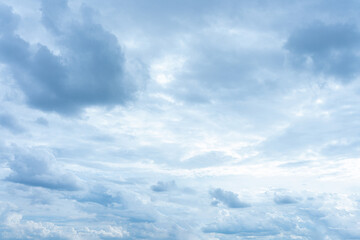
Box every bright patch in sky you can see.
[1,0,360,239]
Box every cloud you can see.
[202,209,280,237]
[204,191,360,239]
[0,4,19,34]
[35,117,49,126]
[85,226,129,239]
[285,22,360,81]
[169,43,283,104]
[180,151,234,168]
[273,193,299,205]
[2,212,67,240]
[76,185,122,207]
[151,180,177,192]
[1,1,360,239]
[40,0,68,34]
[0,1,141,115]
[1,212,129,240]
[5,148,81,191]
[0,113,25,134]
[209,188,250,208]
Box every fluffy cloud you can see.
[273,192,299,205]
[5,148,81,191]
[84,226,129,239]
[209,188,250,208]
[2,212,67,240]
[285,22,360,81]
[203,191,360,239]
[0,1,140,115]
[76,185,122,206]
[151,180,177,192]
[0,212,130,239]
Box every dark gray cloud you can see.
[285,22,360,81]
[210,188,250,208]
[0,113,25,134]
[0,1,138,115]
[6,148,81,191]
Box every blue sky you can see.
[1,0,360,239]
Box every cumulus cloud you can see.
[76,185,122,207]
[5,148,81,191]
[0,1,140,115]
[273,193,299,205]
[151,180,177,192]
[203,217,279,237]
[85,226,129,239]
[1,212,68,240]
[203,191,360,239]
[209,188,250,208]
[0,212,129,239]
[285,22,360,81]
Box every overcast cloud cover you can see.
[1,0,360,239]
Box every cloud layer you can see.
[1,0,360,239]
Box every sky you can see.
[0,0,360,239]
